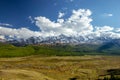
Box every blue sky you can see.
[0,0,120,39]
[0,0,120,29]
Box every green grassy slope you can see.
[0,43,35,57]
[0,42,120,57]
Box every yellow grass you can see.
[0,55,120,80]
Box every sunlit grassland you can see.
[0,43,120,79]
[0,55,120,80]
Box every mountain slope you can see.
[0,37,120,57]
[98,39,120,55]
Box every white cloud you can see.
[35,16,61,32]
[93,26,120,39]
[0,26,41,39]
[95,26,114,32]
[28,16,34,23]
[35,9,93,36]
[34,9,120,39]
[115,28,120,32]
[103,13,113,17]
[0,23,12,27]
[67,9,93,33]
[108,14,113,16]
[0,8,120,40]
[58,12,65,18]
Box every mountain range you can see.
[0,34,120,56]
[0,34,117,45]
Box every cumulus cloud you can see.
[35,9,93,36]
[93,26,120,39]
[95,26,114,32]
[67,9,93,32]
[35,17,61,31]
[34,9,120,39]
[0,8,120,40]
[0,26,41,39]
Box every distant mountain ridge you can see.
[2,34,118,45]
[0,35,120,56]
[0,34,120,55]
